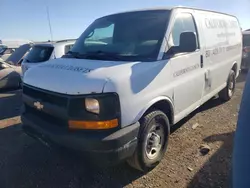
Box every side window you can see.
[65,44,73,54]
[169,13,199,48]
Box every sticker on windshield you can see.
[39,64,93,73]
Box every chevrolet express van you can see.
[21,7,242,171]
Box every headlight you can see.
[68,93,121,130]
[85,98,100,114]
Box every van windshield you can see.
[25,46,54,63]
[69,10,170,62]
[243,34,250,47]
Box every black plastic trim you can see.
[22,83,121,129]
[22,114,139,164]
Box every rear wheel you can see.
[219,70,236,101]
[127,110,170,172]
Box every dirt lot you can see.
[0,73,247,188]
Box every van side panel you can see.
[104,9,242,127]
[194,10,242,102]
[164,9,206,124]
[103,60,174,127]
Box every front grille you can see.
[22,85,69,128]
[25,105,68,127]
[23,85,68,107]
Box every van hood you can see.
[23,58,139,95]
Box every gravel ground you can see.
[0,73,246,188]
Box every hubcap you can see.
[145,124,164,160]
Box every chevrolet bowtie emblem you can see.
[34,101,44,110]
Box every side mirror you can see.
[164,31,197,58]
[179,32,197,53]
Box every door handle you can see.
[200,55,204,68]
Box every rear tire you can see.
[127,110,170,172]
[219,70,236,101]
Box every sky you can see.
[1,0,250,41]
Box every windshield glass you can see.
[6,44,32,65]
[0,45,7,54]
[25,45,54,63]
[70,10,170,61]
[243,34,250,47]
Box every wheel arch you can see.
[232,62,238,76]
[134,96,174,125]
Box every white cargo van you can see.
[21,7,242,171]
[21,39,76,77]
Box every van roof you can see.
[33,40,76,47]
[106,6,236,18]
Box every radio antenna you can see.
[46,5,54,42]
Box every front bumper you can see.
[21,113,140,166]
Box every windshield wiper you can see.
[83,51,123,60]
[65,50,123,61]
[65,51,83,59]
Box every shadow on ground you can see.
[187,132,234,188]
[0,81,236,187]
[0,89,22,120]
[171,96,224,133]
[0,124,144,188]
[237,72,248,83]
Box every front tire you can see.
[219,70,236,101]
[127,110,170,171]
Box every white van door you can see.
[167,12,204,122]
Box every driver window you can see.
[169,13,199,48]
[85,24,114,45]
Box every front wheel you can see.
[219,70,236,101]
[127,110,170,172]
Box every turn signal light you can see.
[68,119,118,130]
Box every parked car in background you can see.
[0,45,16,61]
[22,7,242,171]
[241,31,250,71]
[21,39,76,77]
[0,39,32,61]
[0,61,22,89]
[5,43,33,66]
[0,43,32,90]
